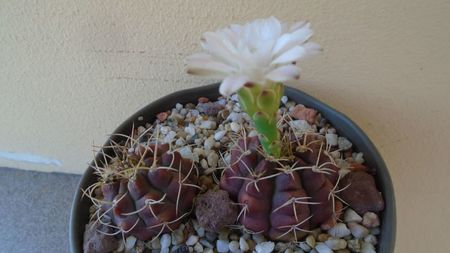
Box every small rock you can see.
[326,133,338,146]
[164,131,177,143]
[161,234,171,248]
[195,190,237,232]
[352,152,365,164]
[193,242,203,253]
[291,120,312,132]
[186,235,199,246]
[281,96,288,104]
[298,242,311,252]
[339,171,385,215]
[294,250,305,253]
[306,235,316,248]
[207,151,219,168]
[185,125,196,136]
[335,250,350,253]
[348,222,370,238]
[317,233,330,242]
[255,241,275,253]
[285,249,294,253]
[157,112,169,122]
[192,220,205,237]
[151,237,161,249]
[175,137,186,146]
[200,120,217,129]
[364,234,378,245]
[252,234,266,244]
[204,137,216,151]
[275,242,288,252]
[217,240,229,253]
[328,223,351,238]
[218,229,230,241]
[199,239,214,249]
[160,126,171,135]
[248,130,258,137]
[205,231,217,242]
[175,103,183,110]
[173,245,190,253]
[361,242,376,253]
[344,209,363,223]
[179,146,194,159]
[229,240,240,252]
[239,237,249,251]
[247,240,257,251]
[315,243,333,253]
[229,233,239,241]
[204,249,214,253]
[290,105,317,124]
[324,238,347,250]
[347,239,361,252]
[197,102,224,116]
[230,122,241,133]
[338,137,352,150]
[362,212,380,228]
[161,247,170,253]
[125,236,137,250]
[214,130,227,141]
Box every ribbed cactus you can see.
[237,82,284,158]
[86,137,199,241]
[220,135,344,241]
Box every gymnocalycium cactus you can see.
[84,128,199,240]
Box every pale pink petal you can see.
[219,75,248,96]
[272,46,306,65]
[265,65,300,82]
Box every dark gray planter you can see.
[69,83,396,253]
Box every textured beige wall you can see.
[1,1,450,252]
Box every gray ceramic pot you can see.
[69,83,396,253]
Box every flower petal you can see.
[265,65,300,82]
[219,75,248,96]
[186,53,234,78]
[271,46,306,65]
[272,23,312,55]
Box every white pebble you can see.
[344,208,363,223]
[370,227,381,235]
[324,238,347,250]
[325,133,338,146]
[204,137,215,150]
[160,233,171,248]
[352,152,365,164]
[255,241,275,253]
[298,242,311,251]
[252,234,266,244]
[338,137,352,150]
[306,234,316,248]
[151,237,161,249]
[227,112,243,123]
[364,234,378,245]
[348,222,370,238]
[284,249,294,253]
[186,235,199,246]
[239,237,249,251]
[230,122,241,133]
[229,240,240,252]
[192,220,205,237]
[207,151,219,168]
[179,146,193,159]
[185,125,196,136]
[172,228,184,245]
[315,243,333,253]
[362,212,380,228]
[160,126,171,135]
[164,131,177,143]
[204,249,214,253]
[200,239,214,248]
[175,137,186,146]
[281,96,288,104]
[125,236,137,250]
[328,223,351,238]
[161,247,169,253]
[248,130,258,137]
[200,120,217,130]
[214,130,227,141]
[193,242,203,252]
[176,103,183,110]
[217,240,230,253]
[361,241,376,253]
[291,120,312,132]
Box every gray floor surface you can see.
[0,167,81,253]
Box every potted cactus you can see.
[70,17,395,253]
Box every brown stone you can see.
[290,105,318,124]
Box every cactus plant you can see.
[84,129,199,241]
[220,132,346,241]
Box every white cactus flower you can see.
[186,16,320,96]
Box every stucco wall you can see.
[1,1,450,252]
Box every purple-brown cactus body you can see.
[100,143,198,240]
[220,136,346,241]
